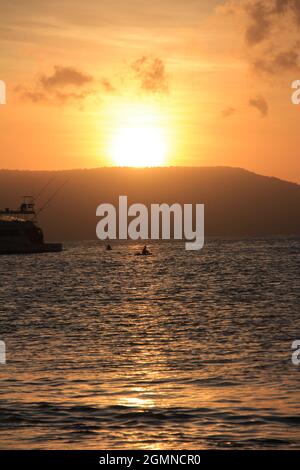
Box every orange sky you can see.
[0,0,299,182]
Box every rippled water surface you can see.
[0,238,299,449]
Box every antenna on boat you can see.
[36,179,69,217]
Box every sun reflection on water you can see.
[118,395,156,409]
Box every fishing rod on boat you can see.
[16,177,65,219]
[36,179,69,217]
[34,176,56,202]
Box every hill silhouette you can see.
[0,167,299,241]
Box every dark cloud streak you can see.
[249,95,269,116]
[253,48,300,73]
[222,106,236,118]
[40,66,93,89]
[15,65,96,106]
[131,56,169,94]
[245,2,272,46]
[15,57,169,107]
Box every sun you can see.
[108,101,169,167]
[111,125,167,167]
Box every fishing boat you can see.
[0,196,62,255]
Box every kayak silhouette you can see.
[135,252,152,256]
[135,246,151,256]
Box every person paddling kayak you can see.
[142,245,150,255]
[135,245,151,256]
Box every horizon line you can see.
[0,165,299,186]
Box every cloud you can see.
[243,0,300,47]
[15,65,98,106]
[39,66,93,89]
[249,95,269,116]
[15,57,169,107]
[253,48,300,74]
[245,2,272,46]
[222,106,236,118]
[14,87,48,104]
[131,56,169,94]
[222,0,300,77]
[15,86,94,106]
[100,78,116,93]
[273,0,300,22]
[273,0,290,14]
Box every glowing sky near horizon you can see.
[0,0,299,182]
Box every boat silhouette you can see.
[0,196,62,255]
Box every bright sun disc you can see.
[111,125,167,167]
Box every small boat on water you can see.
[135,246,151,256]
[0,196,62,255]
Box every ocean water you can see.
[0,238,299,450]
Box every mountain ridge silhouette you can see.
[0,166,299,241]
